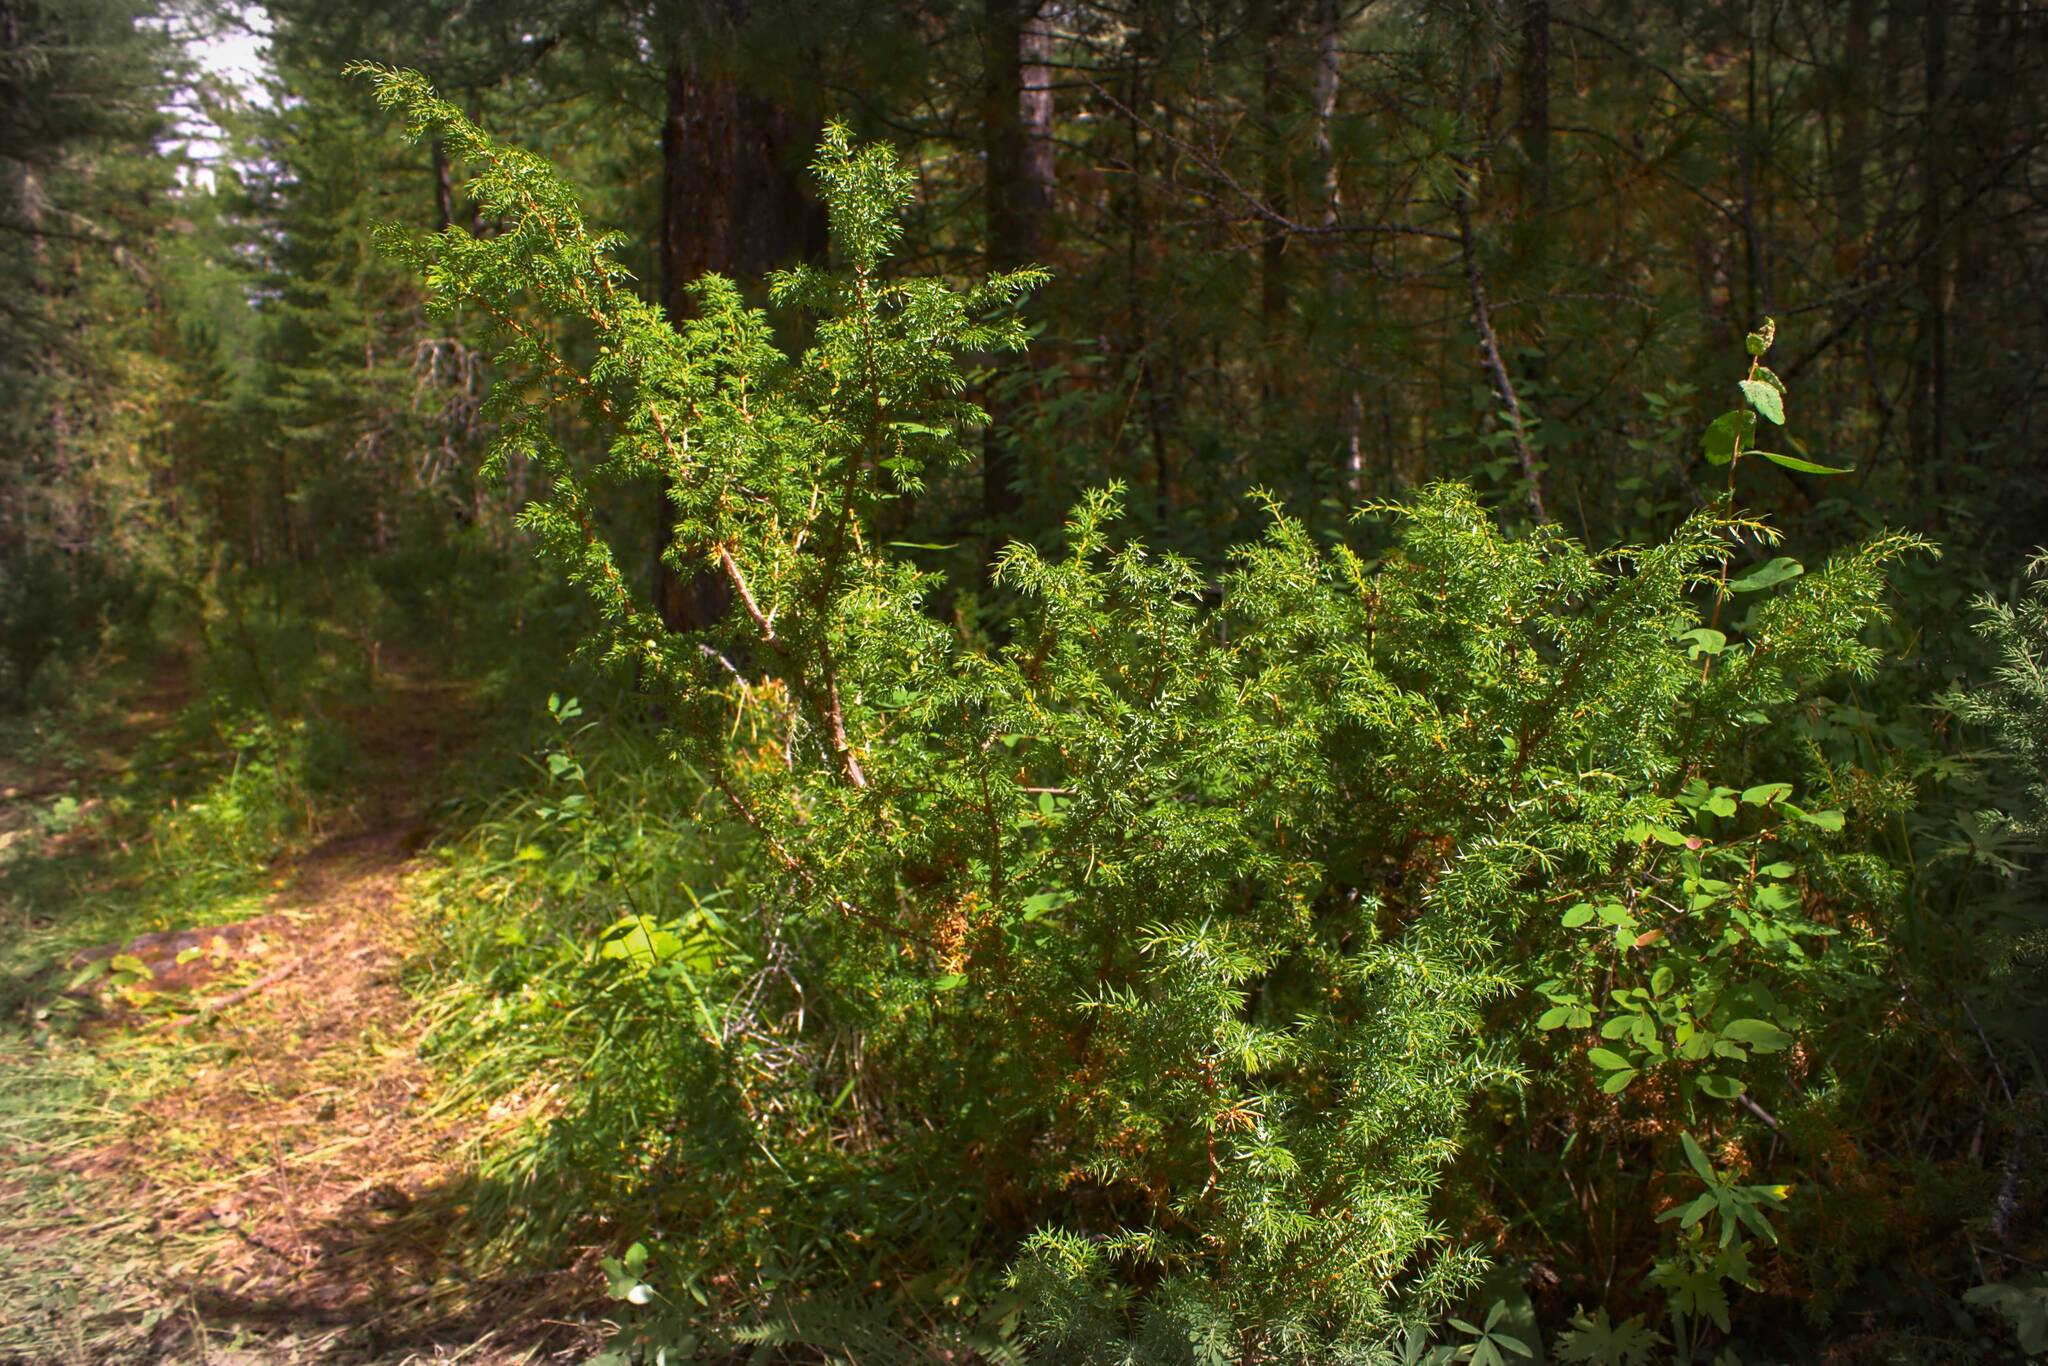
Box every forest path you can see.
[0,665,600,1364]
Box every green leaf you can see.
[1740,782,1793,807]
[1756,449,1850,475]
[1681,1131,1716,1184]
[1651,965,1675,997]
[1557,1307,1663,1366]
[1660,1192,1713,1228]
[1562,902,1596,928]
[933,972,968,992]
[1697,1072,1745,1099]
[1964,1277,2048,1356]
[1679,627,1726,658]
[1600,1068,1638,1094]
[1721,1017,1794,1053]
[1536,1005,1573,1030]
[1739,379,1784,426]
[1700,409,1755,465]
[1790,805,1845,831]
[600,916,683,968]
[1755,882,1800,911]
[1587,1047,1632,1072]
[1728,557,1804,592]
[1021,890,1074,921]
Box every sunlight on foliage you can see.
[360,65,1931,1360]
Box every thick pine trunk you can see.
[1516,0,1549,395]
[1312,0,1363,498]
[981,0,1056,546]
[1256,0,1294,384]
[653,2,828,633]
[1915,0,1948,493]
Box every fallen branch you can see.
[156,961,303,1031]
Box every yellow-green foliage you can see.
[362,68,1926,1361]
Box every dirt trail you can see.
[0,677,602,1364]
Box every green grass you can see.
[407,704,743,1248]
[0,1025,205,1361]
[1,702,337,1030]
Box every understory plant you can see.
[360,68,1923,1361]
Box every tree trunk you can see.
[653,2,828,633]
[1456,188,1546,524]
[981,0,1057,547]
[1313,0,1363,498]
[1916,0,1948,492]
[1517,0,1550,212]
[1515,0,1549,399]
[1257,0,1295,386]
[431,138,455,232]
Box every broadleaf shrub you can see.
[361,68,1923,1359]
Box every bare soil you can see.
[0,672,608,1364]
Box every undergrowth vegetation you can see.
[10,5,2048,1361]
[351,69,2045,1363]
[0,548,499,1024]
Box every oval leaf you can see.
[1701,409,1756,465]
[1739,379,1785,426]
[1721,1017,1794,1053]
[1728,557,1804,592]
[1697,1072,1745,1099]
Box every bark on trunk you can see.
[431,138,455,232]
[981,0,1057,545]
[1257,0,1296,377]
[1313,0,1363,497]
[1455,189,1547,523]
[1515,0,1550,397]
[653,2,829,633]
[1916,0,1948,490]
